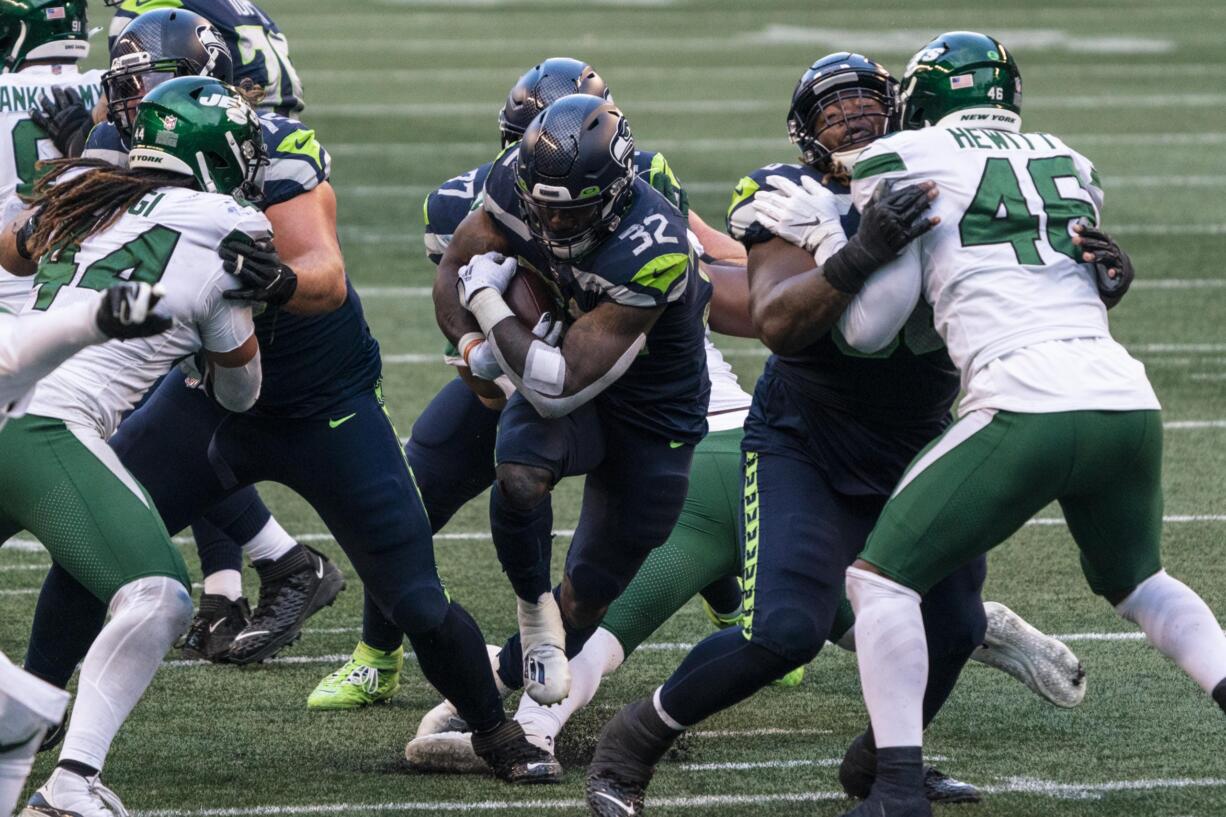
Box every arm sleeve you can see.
[836,241,923,354]
[0,297,104,408]
[198,211,268,353]
[1070,150,1105,213]
[209,349,262,413]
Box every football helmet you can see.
[104,9,234,139]
[129,76,268,200]
[899,31,1022,130]
[0,0,89,73]
[499,57,610,148]
[787,52,897,172]
[516,94,635,261]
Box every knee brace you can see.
[495,463,552,510]
[111,575,193,639]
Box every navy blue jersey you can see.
[422,149,685,267]
[84,114,382,418]
[727,162,958,426]
[108,0,304,114]
[483,147,710,443]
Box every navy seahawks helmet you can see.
[104,9,234,139]
[499,57,610,149]
[516,94,635,261]
[787,52,898,171]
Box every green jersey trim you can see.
[119,0,184,11]
[630,252,689,296]
[852,152,907,180]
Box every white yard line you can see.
[129,776,1226,816]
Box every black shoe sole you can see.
[228,564,346,666]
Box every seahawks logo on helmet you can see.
[195,25,227,76]
[609,118,633,167]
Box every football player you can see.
[310,57,744,711]
[583,51,1094,816]
[20,11,556,786]
[0,0,103,308]
[0,279,168,817]
[1,77,267,817]
[435,95,711,709]
[777,33,1223,817]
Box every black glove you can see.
[1074,223,1134,300]
[822,181,937,294]
[96,283,173,340]
[14,207,40,260]
[220,236,298,307]
[29,86,92,159]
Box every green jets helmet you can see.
[129,76,268,200]
[0,0,89,73]
[898,31,1022,130]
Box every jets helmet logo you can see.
[198,93,258,127]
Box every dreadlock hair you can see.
[23,158,197,260]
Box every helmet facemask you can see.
[517,172,631,261]
[788,58,898,173]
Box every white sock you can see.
[60,577,192,771]
[0,652,70,816]
[515,627,625,748]
[1115,569,1226,693]
[242,517,298,563]
[846,567,926,749]
[202,568,243,601]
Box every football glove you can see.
[821,180,938,294]
[96,282,173,340]
[1073,222,1134,299]
[29,86,92,159]
[220,236,298,307]
[456,252,516,307]
[754,174,847,259]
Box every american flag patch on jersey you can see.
[950,74,974,89]
[44,6,66,19]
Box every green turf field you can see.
[3,0,1226,814]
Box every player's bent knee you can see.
[494,463,552,510]
[559,579,608,631]
[389,583,451,636]
[753,606,827,667]
[111,575,194,639]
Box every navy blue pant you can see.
[492,391,695,610]
[24,375,504,729]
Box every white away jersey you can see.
[704,333,751,431]
[26,186,267,437]
[845,119,1156,412]
[0,66,105,312]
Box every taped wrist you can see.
[458,331,485,366]
[821,235,885,295]
[468,288,514,335]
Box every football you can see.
[504,268,557,329]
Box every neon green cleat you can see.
[702,577,745,630]
[307,642,403,711]
[772,664,805,688]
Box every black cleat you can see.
[471,720,562,784]
[1214,678,1226,714]
[585,698,681,815]
[37,717,65,754]
[923,767,981,804]
[840,790,933,817]
[179,594,251,662]
[226,545,345,665]
[838,731,981,804]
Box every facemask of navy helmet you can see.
[103,9,234,140]
[499,57,611,149]
[515,95,635,262]
[787,52,898,174]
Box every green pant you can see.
[862,409,1164,598]
[0,414,189,602]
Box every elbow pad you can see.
[209,352,262,413]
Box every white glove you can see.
[465,340,503,380]
[531,312,563,346]
[457,251,517,307]
[755,174,847,261]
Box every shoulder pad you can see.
[424,161,493,262]
[260,113,330,208]
[727,163,828,247]
[582,182,692,307]
[481,148,532,243]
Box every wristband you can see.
[467,288,515,335]
[458,331,485,366]
[820,237,879,295]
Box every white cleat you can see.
[415,699,466,739]
[518,593,570,705]
[404,731,486,774]
[22,768,129,817]
[972,601,1087,708]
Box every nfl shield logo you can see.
[45,7,66,19]
[163,115,178,131]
